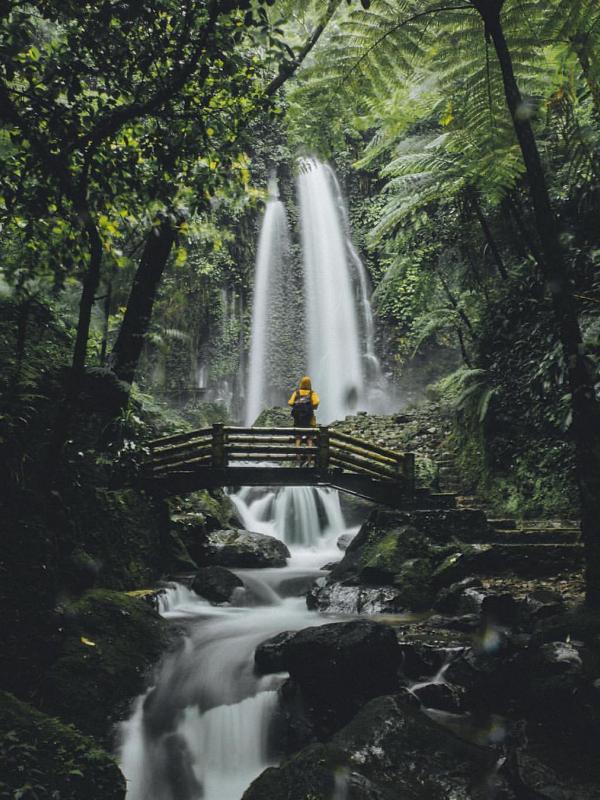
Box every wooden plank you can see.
[150,437,211,456]
[318,425,330,470]
[226,435,300,445]
[147,444,212,466]
[329,429,405,461]
[225,426,316,435]
[329,449,398,480]
[148,428,212,447]
[212,423,226,468]
[150,454,212,472]
[329,438,398,467]
[224,452,312,462]
[226,444,318,455]
[329,455,395,482]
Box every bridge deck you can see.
[144,425,416,507]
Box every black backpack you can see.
[291,389,313,426]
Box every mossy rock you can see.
[253,406,293,427]
[431,545,494,587]
[172,489,238,530]
[0,691,125,799]
[44,590,168,741]
[62,487,165,591]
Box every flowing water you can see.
[119,487,358,800]
[119,159,390,798]
[244,180,291,426]
[297,158,365,423]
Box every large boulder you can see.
[0,691,125,799]
[307,582,407,615]
[191,566,243,603]
[198,528,290,568]
[244,693,497,800]
[282,620,400,735]
[44,590,168,741]
[255,631,296,674]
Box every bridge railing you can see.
[146,424,414,491]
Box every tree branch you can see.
[265,0,343,97]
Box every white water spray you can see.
[245,179,290,426]
[297,158,365,423]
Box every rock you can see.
[426,613,481,633]
[523,589,565,620]
[191,566,243,604]
[307,583,406,615]
[164,528,199,573]
[481,592,520,626]
[283,620,400,735]
[255,631,295,674]
[398,641,447,679]
[198,529,290,568]
[337,532,355,551]
[44,590,168,741]
[433,577,483,613]
[319,561,338,571]
[246,693,496,800]
[411,681,464,712]
[538,641,584,675]
[0,691,125,800]
[278,573,321,597]
[431,544,494,587]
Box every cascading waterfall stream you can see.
[297,158,365,423]
[119,159,385,800]
[244,178,290,426]
[119,489,354,800]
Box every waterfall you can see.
[244,179,291,426]
[297,158,365,423]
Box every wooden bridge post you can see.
[318,425,330,472]
[212,423,226,468]
[402,452,416,496]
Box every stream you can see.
[118,486,358,800]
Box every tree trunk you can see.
[575,44,600,119]
[469,191,508,279]
[111,217,177,389]
[483,6,600,606]
[72,216,103,377]
[46,214,104,469]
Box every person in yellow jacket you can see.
[288,376,320,463]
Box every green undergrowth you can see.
[43,590,168,741]
[0,691,125,800]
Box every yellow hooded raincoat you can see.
[288,376,320,427]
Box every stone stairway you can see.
[411,483,583,579]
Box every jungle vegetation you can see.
[1,0,600,607]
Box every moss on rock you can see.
[0,691,125,799]
[44,590,168,741]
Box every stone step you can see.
[488,518,517,530]
[462,542,583,577]
[486,528,580,544]
[414,490,457,509]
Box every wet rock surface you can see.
[282,619,400,736]
[255,631,295,675]
[190,566,243,604]
[246,693,501,800]
[197,528,290,568]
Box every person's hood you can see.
[299,376,312,390]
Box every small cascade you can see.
[231,484,345,549]
[244,178,291,426]
[119,485,359,800]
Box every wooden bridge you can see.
[144,424,416,507]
